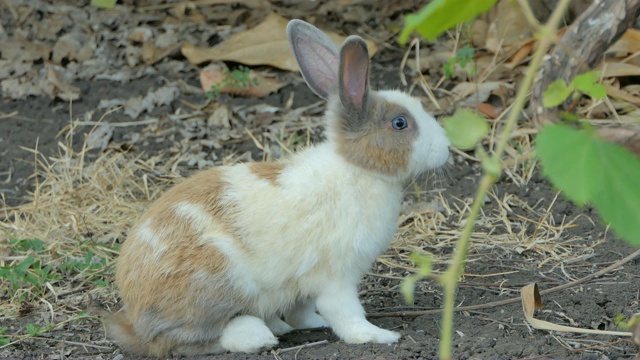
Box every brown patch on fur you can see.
[113,168,245,356]
[248,161,285,186]
[334,94,417,176]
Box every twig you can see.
[368,248,640,318]
[73,119,159,127]
[275,340,329,354]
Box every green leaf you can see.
[542,79,573,108]
[10,239,45,253]
[16,256,36,274]
[90,0,117,8]
[401,274,420,305]
[457,46,475,68]
[536,124,640,245]
[26,323,43,337]
[402,253,433,305]
[408,253,433,276]
[571,71,606,99]
[399,0,498,44]
[442,109,489,150]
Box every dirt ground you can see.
[1,1,639,359]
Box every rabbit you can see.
[105,19,450,357]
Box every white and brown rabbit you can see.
[106,19,450,357]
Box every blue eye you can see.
[391,116,408,130]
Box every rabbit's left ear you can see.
[339,36,370,115]
[287,19,340,100]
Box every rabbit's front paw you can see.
[341,323,400,344]
[220,315,278,353]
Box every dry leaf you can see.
[607,28,640,55]
[52,32,94,64]
[45,63,81,101]
[127,27,153,43]
[452,81,513,107]
[0,76,45,99]
[477,102,500,119]
[484,0,537,54]
[86,123,114,152]
[199,64,285,98]
[506,28,567,69]
[521,283,632,337]
[601,61,640,78]
[605,84,640,106]
[207,104,231,128]
[182,13,378,72]
[122,85,180,119]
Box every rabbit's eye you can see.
[391,116,408,130]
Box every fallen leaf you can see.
[601,61,640,78]
[52,31,94,63]
[86,123,114,151]
[182,13,378,72]
[452,81,513,107]
[0,76,45,99]
[122,85,180,119]
[477,102,499,119]
[482,0,537,54]
[45,63,81,101]
[521,283,632,336]
[207,104,231,128]
[127,27,153,43]
[607,28,640,55]
[200,64,286,98]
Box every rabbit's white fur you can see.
[107,20,450,357]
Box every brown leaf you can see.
[477,102,500,119]
[199,65,285,98]
[607,28,640,55]
[521,283,632,336]
[484,0,538,54]
[45,63,80,101]
[182,13,378,71]
[601,61,640,77]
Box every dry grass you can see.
[0,124,182,348]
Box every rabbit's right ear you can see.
[287,20,339,100]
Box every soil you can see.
[1,1,639,360]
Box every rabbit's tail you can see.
[104,311,173,357]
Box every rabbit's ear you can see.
[287,20,339,99]
[339,36,370,115]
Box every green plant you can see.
[542,71,607,108]
[25,323,55,337]
[400,0,499,43]
[59,248,112,287]
[0,239,61,299]
[90,0,117,9]
[443,45,476,78]
[396,0,640,358]
[400,253,433,305]
[0,327,9,347]
[207,65,259,98]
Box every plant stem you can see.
[437,0,573,359]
